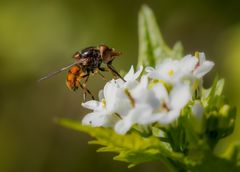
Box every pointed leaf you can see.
[138,5,183,67]
[58,118,191,167]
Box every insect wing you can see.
[38,60,84,82]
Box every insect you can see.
[39,44,125,101]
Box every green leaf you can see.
[58,118,191,168]
[221,142,240,166]
[190,153,240,172]
[202,78,225,107]
[172,41,184,59]
[215,79,225,96]
[201,78,236,147]
[138,5,183,67]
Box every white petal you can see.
[152,83,169,102]
[103,82,118,109]
[194,61,214,78]
[114,105,153,134]
[104,82,132,116]
[82,100,103,111]
[145,66,155,73]
[132,65,143,80]
[115,78,125,86]
[169,83,191,110]
[103,81,114,100]
[146,65,161,79]
[98,89,104,100]
[82,112,101,126]
[131,83,159,109]
[107,89,131,116]
[157,109,181,124]
[148,70,161,79]
[82,111,118,127]
[124,80,139,90]
[129,105,154,124]
[124,65,143,81]
[139,75,148,88]
[114,118,132,135]
[124,65,134,81]
[180,55,198,72]
[199,52,206,64]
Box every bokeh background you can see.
[0,0,240,171]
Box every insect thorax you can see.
[80,47,102,72]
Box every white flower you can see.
[145,56,197,85]
[82,53,214,135]
[151,82,192,124]
[114,81,192,134]
[82,66,143,128]
[145,53,214,85]
[114,104,154,134]
[115,65,143,89]
[193,52,215,78]
[124,65,143,82]
[114,75,160,134]
[82,81,131,127]
[146,58,183,84]
[81,110,119,127]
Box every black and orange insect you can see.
[39,44,125,101]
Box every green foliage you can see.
[201,78,236,148]
[138,5,183,67]
[190,153,240,172]
[221,142,240,167]
[201,78,225,107]
[58,119,190,168]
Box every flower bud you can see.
[191,101,204,133]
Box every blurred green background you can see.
[0,0,240,171]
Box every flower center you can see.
[168,69,174,77]
[149,79,172,93]
[101,99,106,108]
[162,102,170,112]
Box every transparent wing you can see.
[38,60,83,82]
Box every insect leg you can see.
[107,64,126,82]
[99,67,108,72]
[77,74,87,101]
[78,80,95,101]
[98,67,109,81]
[82,75,95,100]
[81,74,88,86]
[76,73,93,101]
[97,71,107,81]
[95,68,107,81]
[85,88,95,100]
[78,83,87,101]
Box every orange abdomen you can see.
[66,65,82,91]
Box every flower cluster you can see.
[82,52,214,134]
